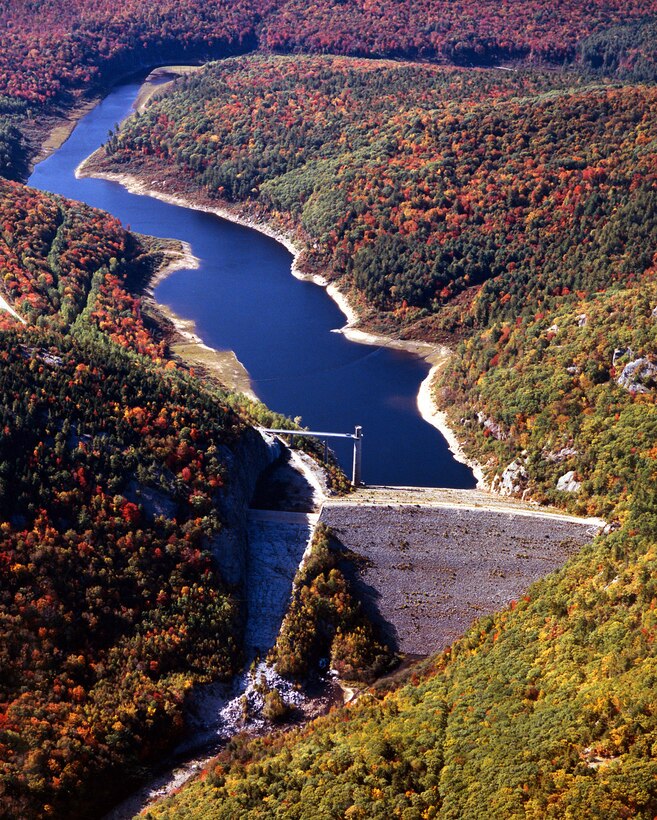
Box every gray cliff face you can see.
[210,428,282,587]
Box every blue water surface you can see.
[29,78,475,488]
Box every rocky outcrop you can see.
[493,458,529,496]
[476,411,507,440]
[556,470,581,493]
[125,480,178,520]
[617,358,657,393]
[545,446,578,463]
[612,347,634,366]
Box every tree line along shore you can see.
[2,4,657,817]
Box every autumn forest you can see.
[2,1,657,818]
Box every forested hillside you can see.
[0,182,261,818]
[0,178,168,354]
[270,524,394,682]
[98,57,655,324]
[96,56,657,514]
[1,0,652,105]
[1,0,657,181]
[440,267,657,515]
[0,330,246,819]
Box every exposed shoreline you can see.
[417,362,486,488]
[29,98,101,173]
[145,240,257,399]
[77,157,484,485]
[25,65,204,178]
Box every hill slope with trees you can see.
[0,180,273,819]
[86,52,657,820]
[96,55,657,516]
[1,0,657,181]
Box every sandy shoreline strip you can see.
[31,99,100,171]
[77,157,484,484]
[146,239,200,291]
[417,363,486,488]
[145,240,257,399]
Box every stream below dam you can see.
[28,72,476,489]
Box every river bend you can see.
[29,76,475,489]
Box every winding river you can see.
[29,75,475,489]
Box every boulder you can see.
[556,470,581,493]
[617,358,657,393]
[496,459,528,496]
[545,446,578,463]
[476,411,506,440]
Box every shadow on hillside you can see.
[332,534,402,655]
[250,448,317,513]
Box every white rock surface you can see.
[556,470,581,493]
[497,459,528,496]
[545,446,578,463]
[617,358,657,393]
[477,411,506,440]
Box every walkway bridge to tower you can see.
[260,425,363,486]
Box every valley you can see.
[1,4,657,818]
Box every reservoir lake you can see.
[29,77,475,489]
